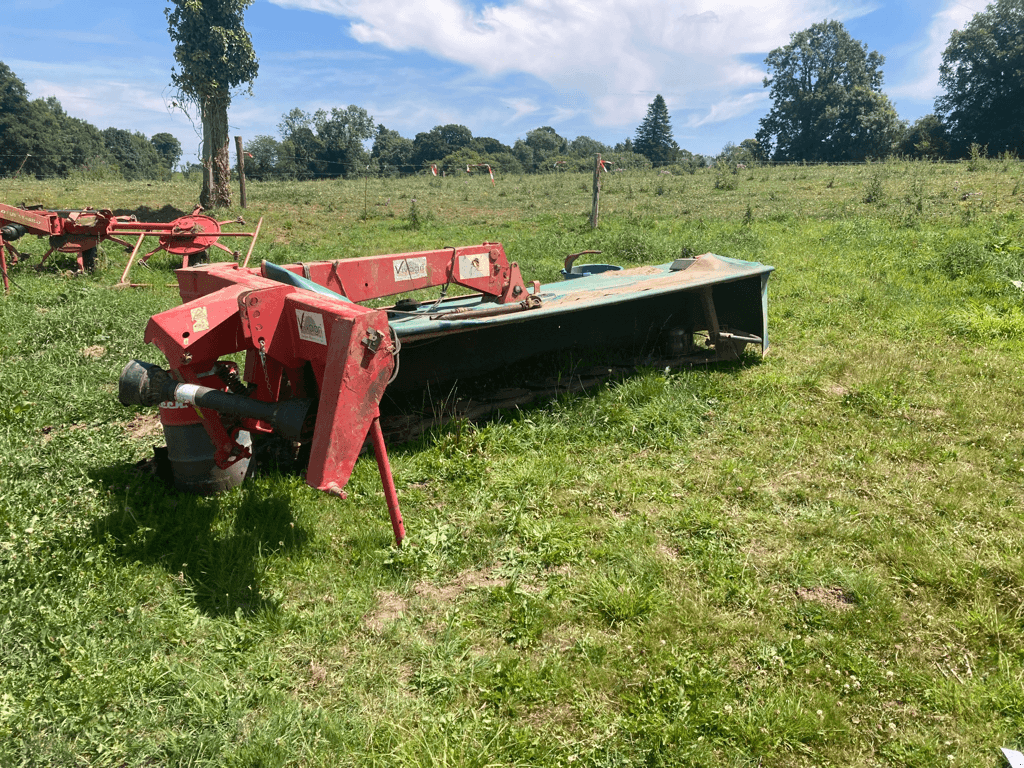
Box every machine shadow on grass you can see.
[111,204,189,223]
[89,462,309,618]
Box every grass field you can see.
[2,159,1024,767]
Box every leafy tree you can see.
[634,95,679,165]
[244,134,281,180]
[898,114,950,159]
[22,98,72,178]
[437,147,484,176]
[569,136,611,157]
[312,106,374,177]
[935,0,1024,157]
[2,93,105,179]
[718,142,746,165]
[471,136,512,155]
[103,128,164,180]
[0,62,33,175]
[599,151,651,172]
[412,124,473,169]
[512,139,534,171]
[482,151,523,175]
[0,66,72,177]
[277,108,322,180]
[540,154,588,172]
[614,138,634,153]
[182,161,205,179]
[0,62,119,178]
[716,139,762,166]
[740,138,764,162]
[69,117,108,166]
[756,20,903,161]
[150,132,182,173]
[274,106,374,179]
[524,126,568,168]
[0,62,27,119]
[372,125,414,176]
[166,0,258,207]
[440,146,523,177]
[668,149,705,174]
[61,116,114,175]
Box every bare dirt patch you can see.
[796,586,855,612]
[125,412,163,440]
[80,345,106,359]
[454,567,508,591]
[413,567,509,603]
[740,540,775,565]
[306,660,328,689]
[655,542,679,561]
[523,702,577,730]
[41,422,89,444]
[413,581,461,603]
[364,590,409,633]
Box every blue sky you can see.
[2,0,984,165]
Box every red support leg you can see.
[1,244,9,293]
[368,415,405,547]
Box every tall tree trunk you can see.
[200,91,232,209]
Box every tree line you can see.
[0,54,687,183]
[755,2,1024,162]
[0,63,181,180]
[3,0,1021,185]
[238,107,698,181]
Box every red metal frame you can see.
[133,243,539,546]
[178,243,538,305]
[143,264,402,543]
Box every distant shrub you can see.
[712,163,738,190]
[965,143,988,172]
[862,172,885,204]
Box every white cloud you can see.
[688,92,770,128]
[501,97,540,122]
[887,2,977,102]
[269,0,877,125]
[22,76,202,159]
[30,80,172,125]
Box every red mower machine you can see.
[119,243,773,546]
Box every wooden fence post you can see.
[235,136,247,209]
[590,153,602,229]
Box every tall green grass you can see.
[2,158,1024,766]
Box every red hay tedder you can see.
[0,202,262,291]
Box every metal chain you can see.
[258,338,272,393]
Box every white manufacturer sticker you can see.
[393,257,428,281]
[190,306,210,332]
[296,309,327,345]
[459,253,489,280]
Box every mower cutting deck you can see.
[119,243,773,546]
